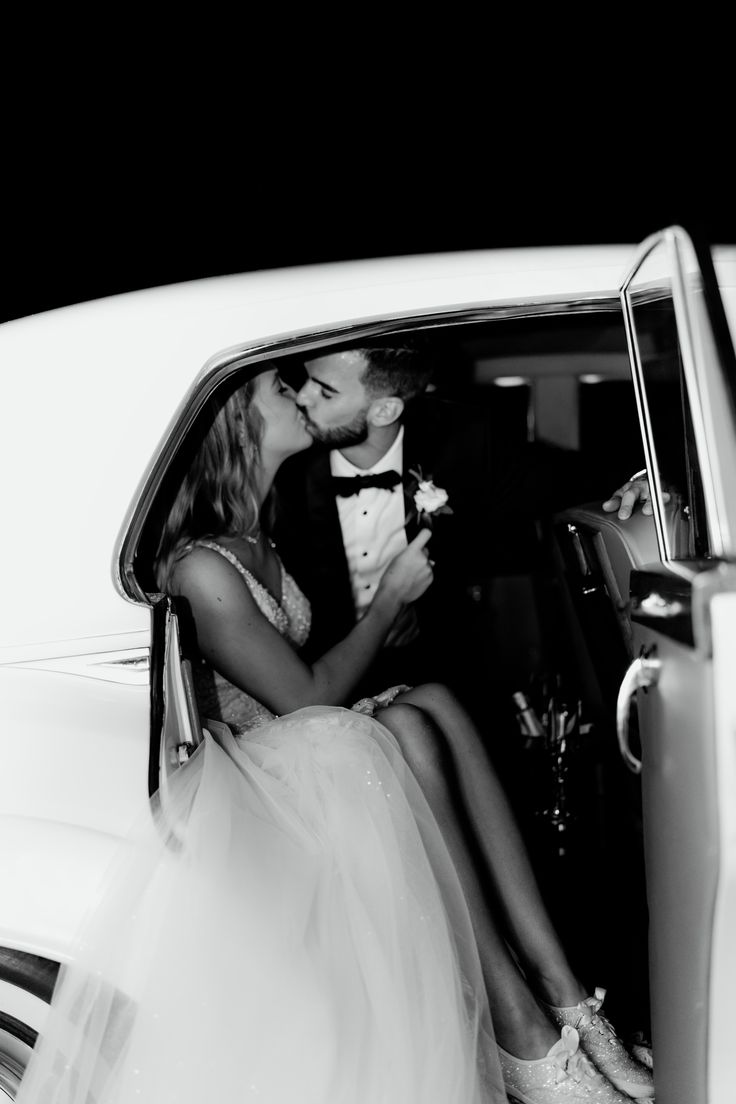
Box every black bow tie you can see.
[331,470,402,497]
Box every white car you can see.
[1,226,735,1103]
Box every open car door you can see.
[618,226,736,1104]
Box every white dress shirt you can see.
[330,428,408,621]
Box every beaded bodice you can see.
[189,540,311,734]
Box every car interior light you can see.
[492,375,530,388]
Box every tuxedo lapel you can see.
[402,401,444,542]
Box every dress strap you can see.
[194,540,252,581]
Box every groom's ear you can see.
[368,395,404,427]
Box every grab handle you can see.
[616,654,661,774]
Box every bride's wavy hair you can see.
[154,374,264,592]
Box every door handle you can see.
[616,654,661,774]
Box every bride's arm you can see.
[171,532,433,714]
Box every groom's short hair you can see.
[351,341,434,404]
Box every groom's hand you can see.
[380,529,434,604]
[602,472,670,520]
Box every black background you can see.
[4,53,733,325]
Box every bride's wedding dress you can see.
[17,543,506,1103]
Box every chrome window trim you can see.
[5,647,150,685]
[670,231,728,557]
[620,226,727,568]
[620,233,678,565]
[116,293,621,606]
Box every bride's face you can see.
[252,368,313,459]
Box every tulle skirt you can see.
[17,706,506,1103]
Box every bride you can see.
[16,366,653,1103]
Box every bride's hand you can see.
[378,529,434,606]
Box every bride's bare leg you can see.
[384,685,588,1011]
[376,700,562,1059]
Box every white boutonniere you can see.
[407,467,453,528]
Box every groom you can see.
[273,339,593,713]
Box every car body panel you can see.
[621,228,736,1104]
[708,591,736,1104]
[0,661,151,956]
[0,816,150,962]
[632,622,717,1103]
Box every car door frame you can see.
[148,595,203,812]
[619,225,736,1104]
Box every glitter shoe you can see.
[546,988,654,1100]
[499,1025,634,1103]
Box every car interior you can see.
[131,303,671,1049]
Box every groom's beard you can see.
[300,408,370,449]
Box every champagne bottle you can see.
[513,691,545,745]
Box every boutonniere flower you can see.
[407,467,453,528]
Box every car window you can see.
[628,292,711,561]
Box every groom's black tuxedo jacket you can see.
[273,394,587,697]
